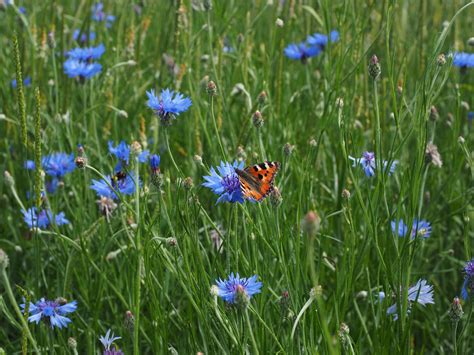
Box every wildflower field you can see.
[1,0,474,353]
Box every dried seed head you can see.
[341,189,351,199]
[0,249,9,270]
[67,337,77,350]
[236,145,247,161]
[467,37,474,47]
[210,285,219,297]
[425,142,443,167]
[335,97,344,108]
[437,53,446,66]
[270,186,282,207]
[75,156,87,169]
[131,141,142,155]
[283,143,295,156]
[310,285,323,299]
[193,154,203,165]
[183,177,194,190]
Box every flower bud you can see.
[252,110,264,128]
[0,249,9,270]
[67,337,77,350]
[429,106,439,121]
[207,80,217,96]
[193,155,203,165]
[467,37,474,47]
[124,310,135,332]
[368,55,381,80]
[275,18,284,27]
[234,284,250,308]
[257,91,267,106]
[167,237,178,247]
[4,171,14,187]
[301,211,321,236]
[309,285,323,299]
[448,297,464,322]
[210,285,219,297]
[335,97,344,108]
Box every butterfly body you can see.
[235,161,280,202]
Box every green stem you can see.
[210,96,227,160]
[245,309,259,355]
[0,268,39,353]
[133,160,142,355]
[164,129,184,177]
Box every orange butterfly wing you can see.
[237,161,280,202]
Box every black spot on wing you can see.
[258,163,267,169]
[258,174,263,180]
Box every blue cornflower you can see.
[349,152,397,177]
[215,273,262,304]
[386,279,434,320]
[452,52,474,68]
[461,258,474,300]
[24,160,36,170]
[22,208,70,229]
[108,141,130,165]
[284,42,321,61]
[202,161,245,204]
[90,173,140,200]
[73,29,96,43]
[11,76,32,89]
[100,329,123,354]
[149,154,161,171]
[42,153,76,178]
[306,30,339,49]
[19,6,26,14]
[146,89,192,125]
[391,219,432,239]
[20,298,77,329]
[64,58,102,79]
[67,44,105,61]
[92,2,115,28]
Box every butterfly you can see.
[235,161,280,202]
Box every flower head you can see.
[462,258,474,300]
[146,89,192,125]
[391,219,432,239]
[202,161,244,204]
[349,152,397,177]
[64,58,102,79]
[215,273,262,304]
[92,2,115,27]
[72,29,96,43]
[11,76,31,89]
[452,52,474,68]
[42,153,76,178]
[67,44,105,61]
[108,141,130,165]
[284,42,321,61]
[90,173,140,200]
[149,154,161,171]
[100,329,122,354]
[20,298,77,329]
[22,207,70,230]
[386,279,434,320]
[306,30,339,49]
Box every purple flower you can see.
[67,44,105,61]
[64,58,102,79]
[452,52,474,68]
[387,279,434,320]
[22,207,70,230]
[391,219,432,239]
[284,42,321,61]
[349,152,397,177]
[215,273,262,304]
[20,298,77,329]
[90,173,140,200]
[100,329,123,354]
[146,89,192,124]
[72,29,96,43]
[202,161,244,204]
[42,153,76,178]
[149,154,161,171]
[11,76,32,89]
[462,258,474,300]
[306,30,339,49]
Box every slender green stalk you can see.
[209,96,227,160]
[0,268,39,353]
[133,158,142,355]
[34,88,42,209]
[13,33,27,148]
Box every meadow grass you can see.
[0,0,473,353]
